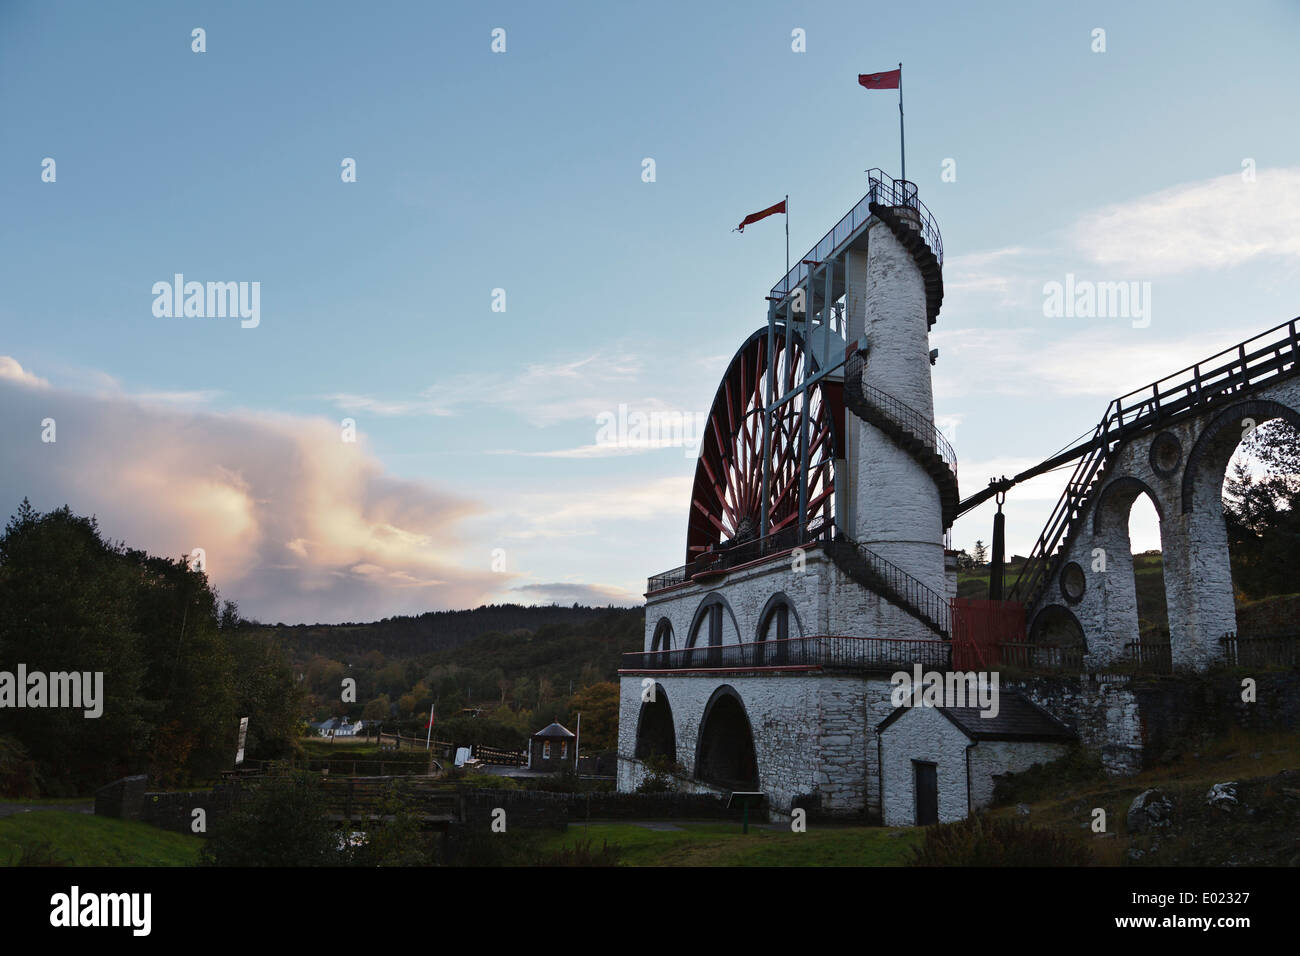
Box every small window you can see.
[543,741,551,759]
[560,741,568,759]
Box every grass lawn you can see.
[0,811,203,867]
[530,821,922,866]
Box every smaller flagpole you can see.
[785,194,790,282]
[898,62,905,182]
[573,712,581,770]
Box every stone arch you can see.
[694,685,759,791]
[756,591,803,641]
[686,594,740,648]
[1029,603,1086,650]
[1181,399,1300,514]
[650,617,674,653]
[755,592,803,665]
[1089,474,1170,657]
[1093,475,1165,533]
[633,684,676,764]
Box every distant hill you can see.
[261,603,643,669]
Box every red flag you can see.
[858,69,900,90]
[424,713,434,729]
[735,199,786,233]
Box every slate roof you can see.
[532,722,575,739]
[877,690,1076,742]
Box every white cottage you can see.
[876,692,1074,826]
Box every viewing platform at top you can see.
[767,169,944,327]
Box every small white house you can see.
[877,692,1074,826]
[312,717,365,738]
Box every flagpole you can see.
[898,62,905,181]
[425,701,434,750]
[785,194,790,280]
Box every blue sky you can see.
[2,1,1299,622]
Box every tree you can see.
[1223,420,1300,599]
[972,540,989,566]
[0,500,302,794]
[565,681,620,751]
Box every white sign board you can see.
[235,716,249,765]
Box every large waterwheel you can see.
[685,325,844,565]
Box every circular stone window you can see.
[1149,431,1182,478]
[1060,561,1087,604]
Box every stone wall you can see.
[645,546,935,654]
[967,739,1071,811]
[94,775,240,835]
[618,671,897,818]
[1005,676,1144,776]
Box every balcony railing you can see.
[646,517,831,594]
[769,168,944,301]
[621,634,952,673]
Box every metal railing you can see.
[769,168,943,301]
[1011,317,1300,606]
[621,634,951,672]
[832,530,952,637]
[646,517,831,594]
[844,349,956,477]
[993,642,1085,672]
[1220,631,1300,668]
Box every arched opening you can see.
[694,686,759,791]
[1180,400,1300,662]
[634,685,676,764]
[1028,604,1086,668]
[686,595,738,666]
[1127,492,1168,648]
[1091,475,1168,667]
[755,593,801,665]
[1223,418,1300,603]
[651,618,674,655]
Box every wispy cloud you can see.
[1074,166,1300,275]
[932,326,1236,401]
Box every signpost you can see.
[726,791,766,834]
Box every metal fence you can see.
[1220,631,1300,668]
